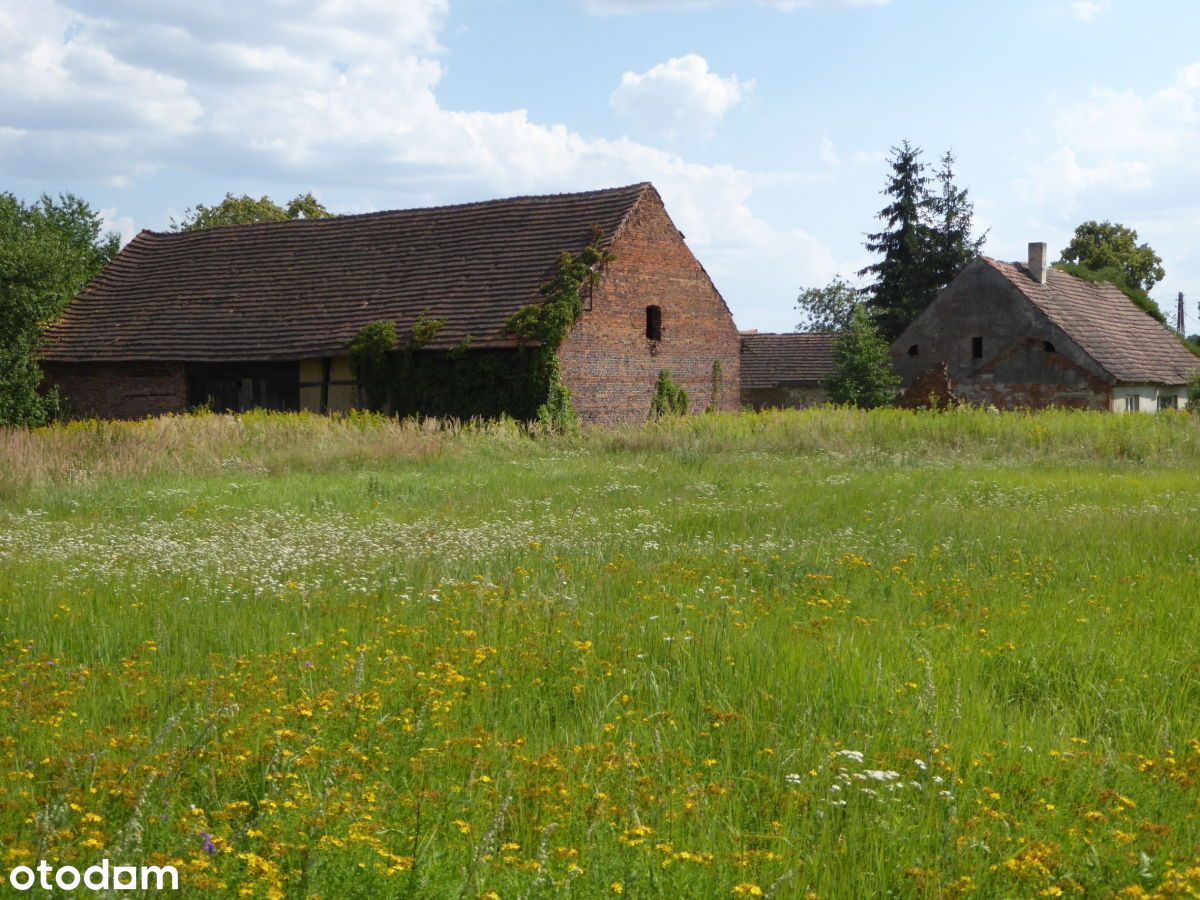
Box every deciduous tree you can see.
[824,304,900,409]
[172,192,330,231]
[0,193,118,426]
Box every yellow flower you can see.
[611,883,624,894]
[732,884,764,897]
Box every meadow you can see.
[1,408,1199,898]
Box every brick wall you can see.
[742,385,828,411]
[44,362,188,419]
[559,189,742,425]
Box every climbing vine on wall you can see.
[348,230,610,426]
[505,226,612,431]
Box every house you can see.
[739,332,837,409]
[41,183,742,424]
[890,243,1199,411]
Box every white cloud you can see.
[2,0,836,329]
[1019,62,1200,209]
[610,55,751,140]
[98,207,137,246]
[1070,1,1109,23]
[585,0,889,13]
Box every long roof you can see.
[985,258,1198,385]
[740,332,837,389]
[43,183,653,362]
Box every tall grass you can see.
[1,409,1199,897]
[2,406,1198,499]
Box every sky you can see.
[3,0,1199,334]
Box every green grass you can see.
[1,408,1199,898]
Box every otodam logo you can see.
[7,859,179,892]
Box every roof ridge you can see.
[144,183,654,240]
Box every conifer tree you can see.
[859,141,935,341]
[929,151,985,293]
[859,143,984,340]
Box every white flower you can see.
[914,759,927,770]
[784,773,803,786]
[857,769,901,782]
[835,750,864,763]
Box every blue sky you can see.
[4,0,1199,333]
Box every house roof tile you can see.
[985,258,1198,385]
[740,332,837,389]
[43,183,652,362]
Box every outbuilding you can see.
[42,183,741,424]
[891,243,1198,411]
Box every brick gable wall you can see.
[559,191,741,424]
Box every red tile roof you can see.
[43,183,653,362]
[740,332,837,389]
[986,258,1198,385]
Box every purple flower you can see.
[201,832,217,855]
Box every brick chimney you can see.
[1028,242,1048,285]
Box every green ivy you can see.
[347,231,609,427]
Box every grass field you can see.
[2,408,1200,898]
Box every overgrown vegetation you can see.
[2,408,1200,897]
[344,230,609,430]
[1053,261,1167,325]
[825,304,901,408]
[506,226,611,432]
[650,369,689,418]
[0,193,118,427]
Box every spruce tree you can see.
[929,151,985,293]
[859,141,936,340]
[859,143,984,341]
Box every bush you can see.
[650,370,689,419]
[1187,369,1200,413]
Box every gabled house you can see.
[891,243,1199,411]
[41,183,741,424]
[739,332,837,410]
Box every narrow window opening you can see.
[1043,340,1056,353]
[1125,395,1139,413]
[907,344,919,356]
[645,305,662,341]
[971,336,983,359]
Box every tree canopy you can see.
[0,193,118,426]
[795,276,858,333]
[859,143,984,340]
[1058,221,1164,293]
[824,304,901,409]
[172,192,331,231]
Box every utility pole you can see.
[1179,292,1186,333]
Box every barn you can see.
[41,183,741,424]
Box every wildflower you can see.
[835,750,864,763]
[732,884,764,897]
[201,832,217,855]
[857,770,900,782]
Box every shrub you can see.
[651,370,689,419]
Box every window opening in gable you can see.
[646,305,662,342]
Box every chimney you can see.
[1028,242,1048,285]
